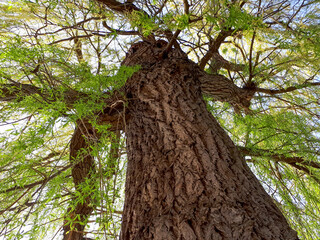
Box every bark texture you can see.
[63,121,97,240]
[199,72,254,112]
[120,41,298,240]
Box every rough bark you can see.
[120,41,298,240]
[199,72,254,112]
[63,121,97,240]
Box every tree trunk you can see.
[120,41,298,240]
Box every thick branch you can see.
[199,29,234,70]
[97,90,127,131]
[183,0,189,15]
[105,130,121,179]
[63,121,97,240]
[199,72,254,111]
[200,73,320,111]
[96,0,141,13]
[162,30,181,55]
[62,117,123,239]
[0,83,86,107]
[74,37,84,62]
[1,82,127,130]
[0,84,42,101]
[209,52,245,72]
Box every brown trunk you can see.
[63,121,97,240]
[120,41,298,240]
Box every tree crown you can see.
[0,0,319,239]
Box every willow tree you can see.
[0,0,319,239]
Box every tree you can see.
[0,0,319,239]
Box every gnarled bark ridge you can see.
[120,41,298,240]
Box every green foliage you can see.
[130,11,158,36]
[226,6,264,30]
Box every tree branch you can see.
[199,72,254,112]
[0,193,70,214]
[0,83,41,101]
[97,90,127,131]
[102,21,140,35]
[95,0,141,13]
[0,164,72,194]
[238,146,320,169]
[63,121,97,240]
[239,146,320,183]
[209,52,245,72]
[199,29,234,70]
[0,83,87,107]
[183,0,189,15]
[255,82,320,95]
[1,81,127,130]
[96,0,155,41]
[162,29,181,54]
[49,34,95,45]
